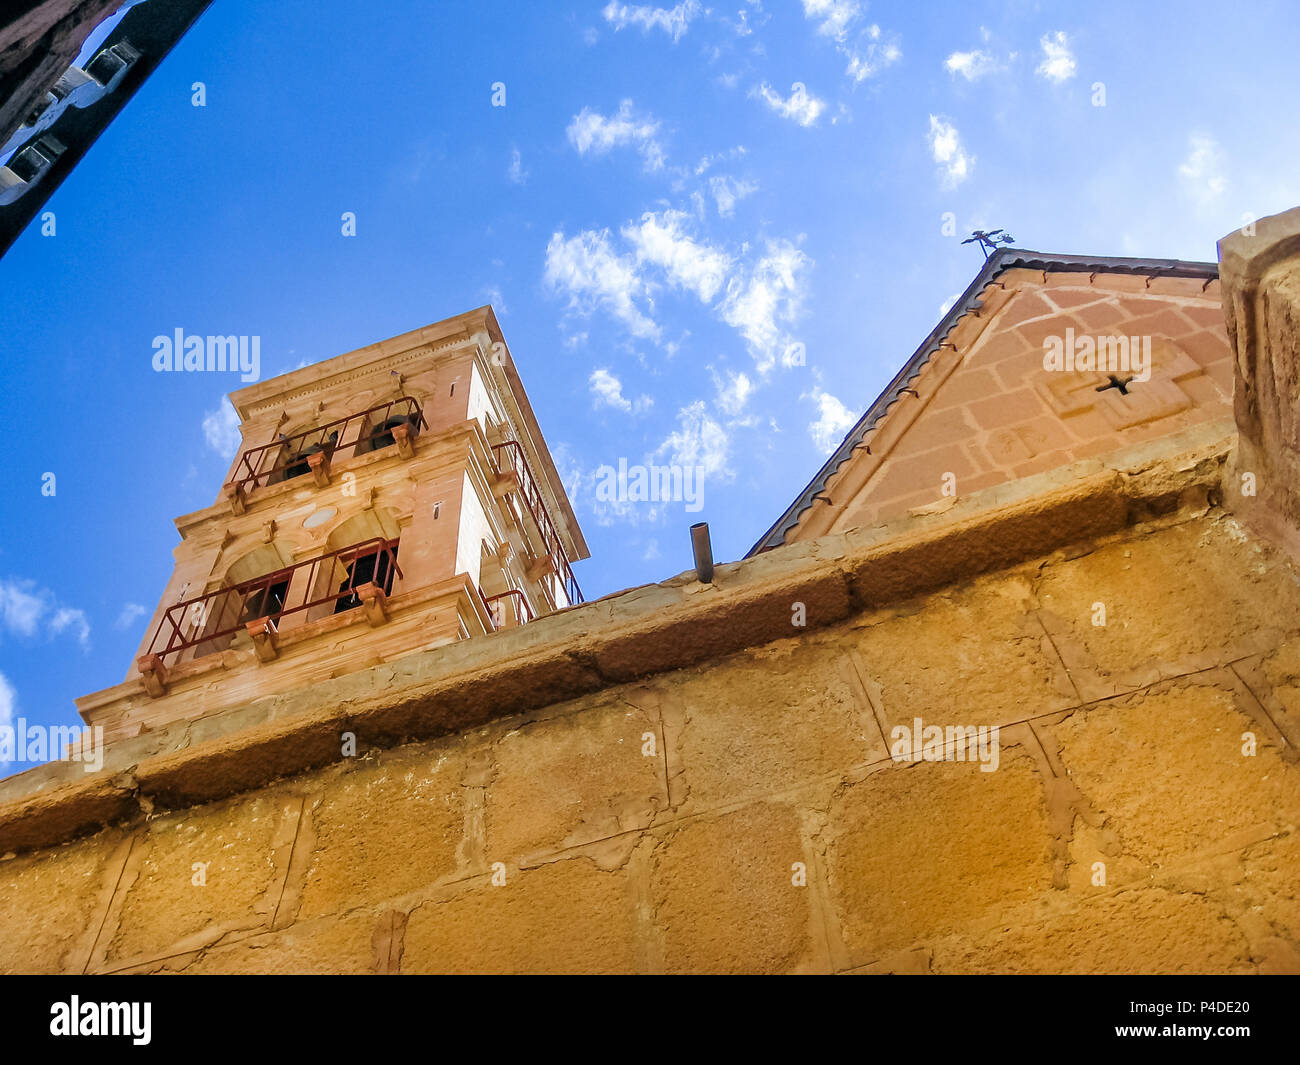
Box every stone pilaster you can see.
[1218,206,1300,554]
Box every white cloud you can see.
[545,211,810,374]
[567,100,666,170]
[656,400,733,481]
[202,400,241,458]
[1178,134,1228,204]
[601,0,700,41]
[0,579,91,648]
[590,368,632,411]
[1036,31,1076,83]
[115,602,148,630]
[945,49,999,81]
[693,145,748,176]
[0,581,44,637]
[720,239,812,373]
[643,539,661,561]
[928,114,974,188]
[801,1,900,82]
[544,228,660,341]
[844,28,901,82]
[623,209,732,303]
[723,5,761,37]
[482,284,507,316]
[708,175,757,217]
[939,292,962,317]
[807,387,857,453]
[589,368,651,413]
[507,146,527,184]
[548,441,586,509]
[715,369,754,415]
[50,607,90,648]
[802,0,861,42]
[753,82,825,127]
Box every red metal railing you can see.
[480,588,535,631]
[490,440,583,606]
[229,397,427,495]
[146,538,401,666]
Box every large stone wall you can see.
[4,470,1298,973]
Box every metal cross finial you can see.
[962,229,1015,259]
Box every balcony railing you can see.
[491,440,583,606]
[480,587,535,631]
[145,538,401,667]
[228,397,427,496]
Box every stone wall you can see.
[3,428,1298,973]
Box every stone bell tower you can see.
[76,306,588,743]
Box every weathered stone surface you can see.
[106,793,294,966]
[1254,634,1300,747]
[1047,681,1300,868]
[402,859,639,974]
[651,803,817,974]
[1219,206,1300,551]
[931,888,1252,974]
[297,745,464,919]
[173,912,380,975]
[1232,833,1300,959]
[826,750,1054,963]
[1036,517,1300,698]
[665,637,886,811]
[484,696,665,860]
[0,829,124,974]
[856,572,1077,731]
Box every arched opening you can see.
[186,541,296,659]
[355,411,420,456]
[268,427,340,485]
[303,509,403,622]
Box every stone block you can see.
[930,887,1252,974]
[856,573,1077,732]
[825,750,1054,963]
[1045,681,1300,869]
[665,635,886,811]
[298,745,465,919]
[175,911,379,974]
[106,792,295,966]
[651,802,817,974]
[1035,518,1300,698]
[402,858,639,974]
[484,696,666,860]
[0,830,125,974]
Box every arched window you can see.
[270,429,339,484]
[356,412,419,455]
[302,508,404,623]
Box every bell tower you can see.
[77,306,588,742]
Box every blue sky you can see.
[1,0,1298,775]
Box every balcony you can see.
[490,440,583,607]
[224,397,427,510]
[479,587,535,631]
[139,537,401,683]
